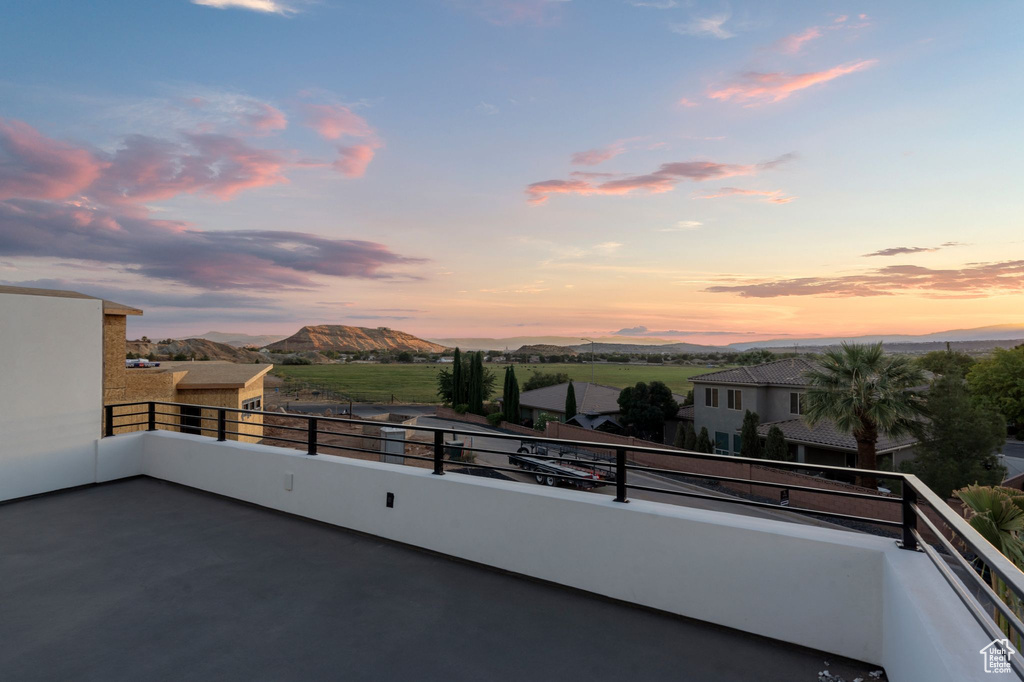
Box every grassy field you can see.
[272,362,727,404]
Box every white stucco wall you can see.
[0,293,103,501]
[92,430,990,678]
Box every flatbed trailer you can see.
[507,441,612,489]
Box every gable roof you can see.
[517,382,623,415]
[756,417,918,454]
[691,358,818,387]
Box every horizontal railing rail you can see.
[103,399,1024,673]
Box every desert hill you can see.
[267,325,447,354]
[128,338,265,363]
[188,331,286,348]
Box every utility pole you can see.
[581,338,595,382]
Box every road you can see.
[999,439,1024,479]
[417,417,845,529]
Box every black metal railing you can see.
[103,400,1024,675]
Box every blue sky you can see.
[1,0,1022,342]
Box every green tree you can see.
[397,351,414,363]
[523,372,571,391]
[739,410,762,459]
[956,485,1024,638]
[673,422,686,448]
[968,346,1024,438]
[764,426,790,461]
[468,351,485,415]
[503,365,520,422]
[565,381,577,420]
[917,345,975,377]
[452,348,464,405]
[803,342,927,488]
[695,427,712,454]
[901,372,1006,498]
[617,381,679,442]
[684,422,697,450]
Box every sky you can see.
[1,0,1023,344]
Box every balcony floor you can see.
[0,478,883,681]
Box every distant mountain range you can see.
[432,325,1024,352]
[727,324,1024,350]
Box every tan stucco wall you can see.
[176,378,265,443]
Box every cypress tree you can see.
[764,426,790,461]
[469,351,485,415]
[564,380,577,420]
[696,427,712,454]
[684,422,697,450]
[508,366,520,423]
[739,410,763,459]
[673,422,686,448]
[502,366,512,420]
[452,348,463,406]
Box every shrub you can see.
[486,413,503,426]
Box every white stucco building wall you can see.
[0,291,103,501]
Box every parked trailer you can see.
[508,441,612,489]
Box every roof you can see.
[566,413,623,430]
[518,382,623,415]
[150,361,273,389]
[756,418,918,454]
[677,404,695,420]
[0,285,142,316]
[691,358,818,387]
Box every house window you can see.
[705,387,719,408]
[733,434,742,454]
[714,431,730,455]
[727,389,742,411]
[790,392,803,415]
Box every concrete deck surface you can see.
[0,478,883,681]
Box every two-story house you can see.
[688,358,918,468]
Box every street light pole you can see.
[581,338,595,382]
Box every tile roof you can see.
[756,418,918,454]
[691,358,818,387]
[677,404,695,420]
[518,382,623,415]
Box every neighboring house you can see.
[507,381,686,434]
[105,306,272,442]
[689,358,918,468]
[0,286,272,444]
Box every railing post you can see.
[433,431,445,475]
[147,402,156,431]
[900,482,919,551]
[217,409,226,441]
[615,447,628,503]
[104,404,114,438]
[307,417,318,456]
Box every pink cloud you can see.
[698,187,795,203]
[0,119,104,200]
[706,261,1024,298]
[708,59,878,105]
[245,102,287,134]
[834,15,848,23]
[774,26,822,54]
[454,0,567,26]
[302,104,374,140]
[93,133,290,203]
[677,97,699,107]
[527,154,793,204]
[571,144,625,166]
[334,143,380,178]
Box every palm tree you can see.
[803,342,926,488]
[957,485,1024,642]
